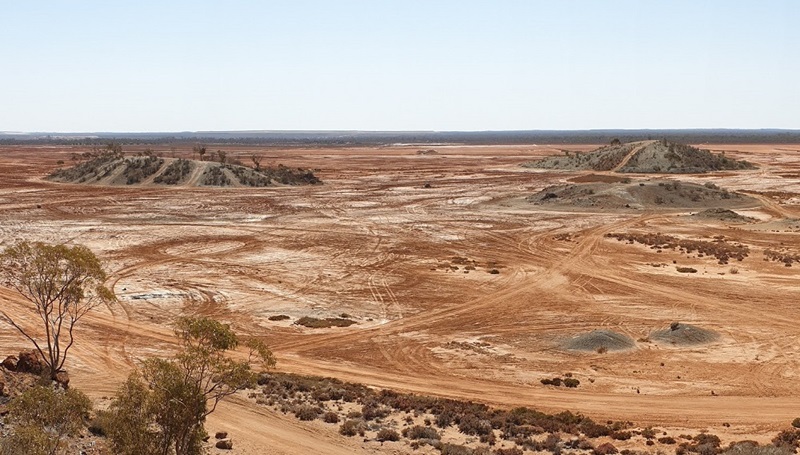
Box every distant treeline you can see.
[2,129,800,146]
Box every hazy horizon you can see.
[2,1,798,132]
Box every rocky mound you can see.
[650,322,718,346]
[692,208,757,223]
[563,329,635,352]
[48,152,321,187]
[525,140,754,174]
[527,179,758,211]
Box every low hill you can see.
[47,152,320,187]
[524,140,755,173]
[527,179,758,211]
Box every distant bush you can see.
[294,405,321,421]
[154,159,193,184]
[202,166,231,186]
[494,448,524,455]
[676,267,698,273]
[49,150,121,183]
[268,314,291,321]
[403,425,441,440]
[339,419,365,437]
[295,316,356,328]
[376,428,400,442]
[123,155,163,184]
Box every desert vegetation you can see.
[764,248,800,267]
[525,139,755,174]
[49,148,122,183]
[606,233,749,264]
[251,371,800,455]
[154,158,193,184]
[528,180,755,211]
[47,148,321,188]
[295,316,357,328]
[122,155,164,184]
[0,242,115,381]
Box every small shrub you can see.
[611,430,633,440]
[495,448,524,455]
[773,430,800,448]
[541,377,562,387]
[294,405,321,421]
[268,314,291,321]
[403,425,441,440]
[322,411,340,423]
[295,316,356,328]
[563,378,580,388]
[88,411,112,436]
[376,428,400,442]
[339,419,365,437]
[441,443,474,455]
[676,267,698,273]
[641,428,657,439]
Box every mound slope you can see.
[48,152,320,187]
[692,208,757,223]
[527,179,758,211]
[563,330,635,352]
[651,322,718,346]
[525,140,754,174]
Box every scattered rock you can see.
[16,350,45,375]
[55,371,70,389]
[2,355,18,371]
[215,439,233,450]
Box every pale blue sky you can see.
[1,1,798,132]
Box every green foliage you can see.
[154,159,193,184]
[106,317,275,455]
[0,241,115,379]
[0,425,55,455]
[1,385,92,455]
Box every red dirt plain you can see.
[1,143,800,453]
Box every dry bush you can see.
[293,405,321,421]
[322,411,340,423]
[376,428,400,442]
[403,425,441,440]
[339,419,365,437]
[295,316,356,328]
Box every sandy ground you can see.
[1,143,799,453]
